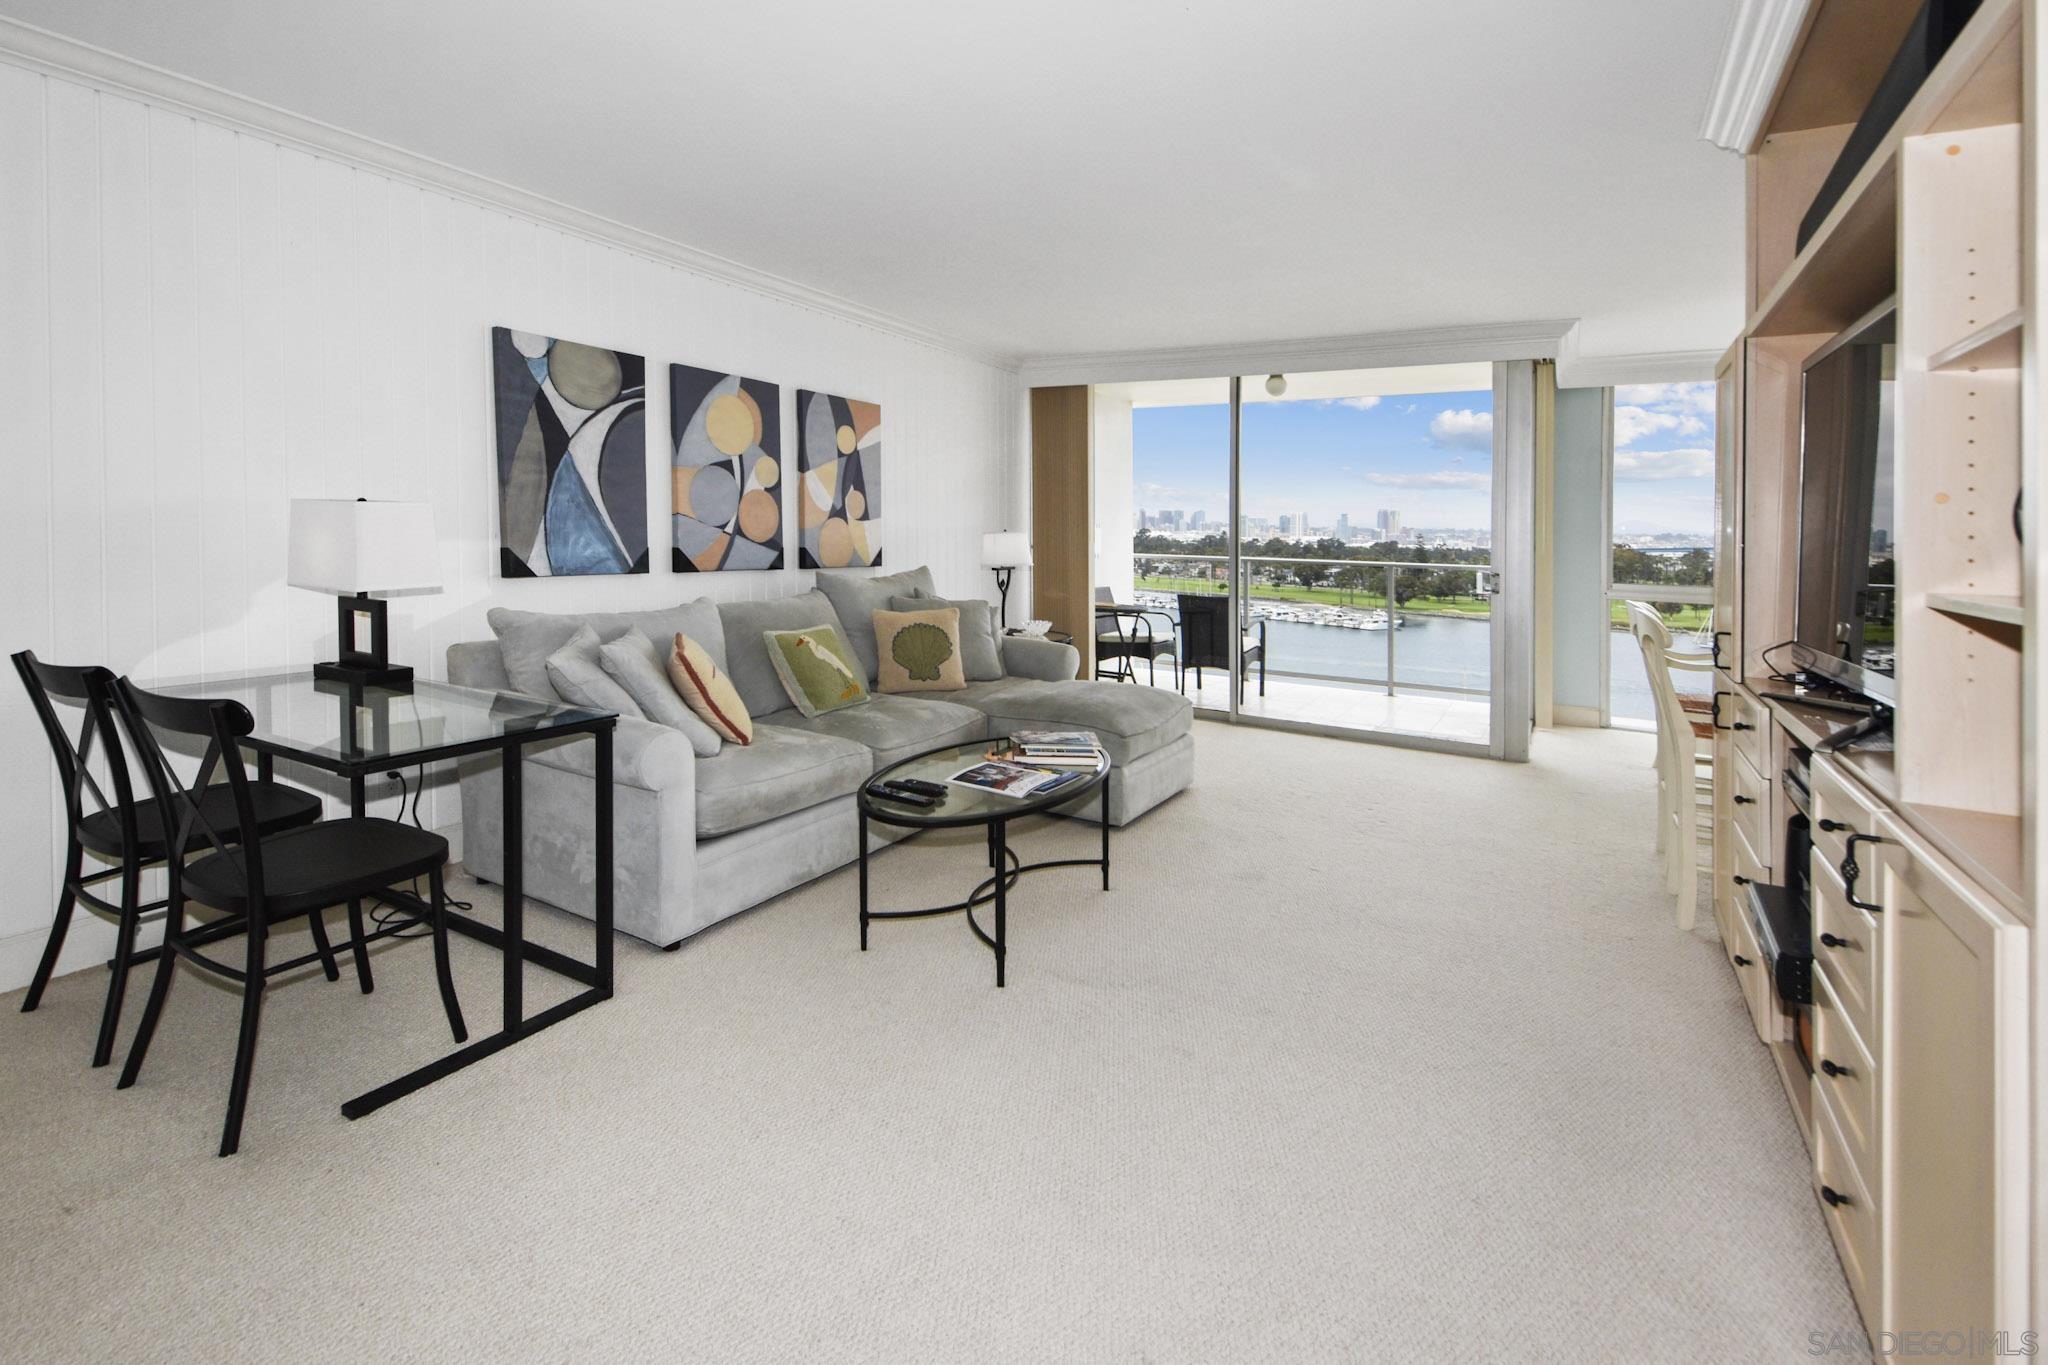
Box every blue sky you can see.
[1132,379,1716,537]
[1134,389,1497,529]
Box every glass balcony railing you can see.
[1114,552,1496,700]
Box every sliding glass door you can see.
[1098,361,1531,756]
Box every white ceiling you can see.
[1100,363,1496,409]
[0,0,1747,368]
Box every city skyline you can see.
[1130,380,1717,539]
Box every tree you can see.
[1293,562,1330,591]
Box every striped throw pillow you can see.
[666,632,752,745]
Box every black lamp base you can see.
[314,659,414,691]
[321,591,413,692]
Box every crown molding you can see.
[1699,0,1812,153]
[1555,322,1721,389]
[1015,319,1574,389]
[0,15,1013,369]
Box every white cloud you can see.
[1364,470,1492,490]
[1613,405,1683,447]
[1428,409,1493,450]
[1612,447,1713,481]
[1615,381,1714,416]
[1337,396,1380,410]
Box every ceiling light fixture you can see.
[1265,374,1287,397]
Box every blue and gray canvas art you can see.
[492,327,649,577]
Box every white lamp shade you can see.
[982,531,1032,567]
[287,499,442,595]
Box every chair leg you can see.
[218,923,267,1158]
[22,840,85,1012]
[118,891,186,1090]
[344,898,374,994]
[304,906,341,983]
[428,866,467,1044]
[91,859,143,1068]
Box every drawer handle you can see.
[1820,1058,1853,1079]
[1732,874,1751,886]
[1818,818,1850,834]
[1733,721,1754,732]
[1819,932,1849,949]
[1842,832,1889,915]
[1733,794,1753,806]
[1712,630,1730,669]
[1820,1184,1853,1209]
[1732,954,1752,967]
[1712,691,1731,731]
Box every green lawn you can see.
[1135,574,1712,630]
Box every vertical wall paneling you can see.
[0,62,1024,992]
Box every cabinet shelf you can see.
[1927,309,2021,372]
[1927,592,2025,627]
[1745,0,2020,340]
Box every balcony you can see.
[1098,553,1495,746]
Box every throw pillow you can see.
[666,631,753,744]
[763,624,870,717]
[813,566,936,683]
[873,606,966,693]
[889,594,1001,681]
[544,624,645,718]
[598,627,722,757]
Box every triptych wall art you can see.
[796,389,884,569]
[491,326,882,577]
[491,327,650,577]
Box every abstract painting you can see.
[492,327,648,577]
[670,364,783,572]
[796,389,882,569]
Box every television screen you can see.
[1795,305,1896,704]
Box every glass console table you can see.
[158,672,616,1120]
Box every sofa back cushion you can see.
[890,594,1001,681]
[813,566,936,682]
[873,606,967,693]
[488,599,726,702]
[764,623,871,717]
[714,590,848,718]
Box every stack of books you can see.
[1010,728,1105,767]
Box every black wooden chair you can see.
[12,651,325,1067]
[1175,593,1266,697]
[1094,587,1178,686]
[110,677,467,1157]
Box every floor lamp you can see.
[982,531,1031,629]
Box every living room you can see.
[0,2,2038,1361]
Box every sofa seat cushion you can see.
[760,693,986,773]
[961,679,1193,766]
[693,724,869,838]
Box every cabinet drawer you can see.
[1813,1081,1881,1339]
[1811,856,1878,1053]
[1720,858,1781,1043]
[1812,967,1878,1179]
[1810,755,1883,876]
[1729,746,1771,860]
[1726,685,1767,775]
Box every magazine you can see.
[1010,728,1100,752]
[948,760,1090,799]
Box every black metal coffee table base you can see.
[859,772,1111,987]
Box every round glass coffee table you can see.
[857,738,1111,987]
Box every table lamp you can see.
[288,498,441,690]
[982,530,1031,628]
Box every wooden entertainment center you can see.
[1711,0,2034,1345]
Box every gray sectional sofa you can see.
[445,567,1194,948]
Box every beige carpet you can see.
[0,722,1865,1363]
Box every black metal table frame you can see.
[239,715,616,1120]
[858,751,1110,988]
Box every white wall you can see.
[0,61,1024,992]
[1092,394,1134,604]
[1550,386,1610,720]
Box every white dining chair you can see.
[1625,602,1715,928]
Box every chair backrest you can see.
[1177,594,1232,669]
[110,677,266,910]
[1625,604,1691,759]
[12,650,141,849]
[1094,586,1115,605]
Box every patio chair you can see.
[1176,593,1266,697]
[1094,587,1178,686]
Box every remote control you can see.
[892,778,947,798]
[867,782,936,808]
